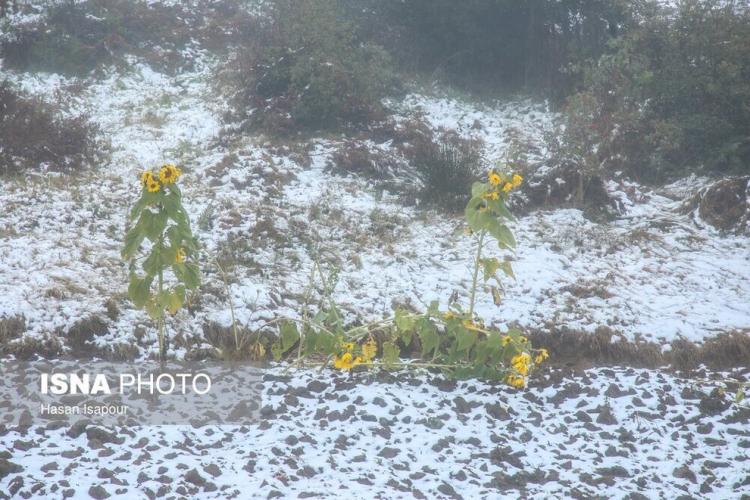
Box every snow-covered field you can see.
[1,55,748,350]
[3,366,749,498]
[1,1,750,498]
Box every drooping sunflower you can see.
[141,170,154,187]
[506,374,525,389]
[175,247,187,263]
[511,173,523,188]
[334,352,362,371]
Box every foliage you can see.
[0,0,215,75]
[122,164,199,360]
[355,0,633,98]
[554,0,750,181]
[0,81,99,175]
[267,167,546,387]
[412,131,483,212]
[230,0,394,134]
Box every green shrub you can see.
[0,81,100,175]
[231,0,395,134]
[410,131,483,212]
[356,0,633,99]
[554,0,750,181]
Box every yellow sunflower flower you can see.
[334,352,357,371]
[534,348,549,364]
[488,171,502,186]
[483,191,500,201]
[511,173,523,188]
[502,182,513,193]
[506,374,526,389]
[147,180,161,193]
[140,170,154,187]
[362,338,377,362]
[511,352,531,376]
[159,164,182,185]
[175,248,186,263]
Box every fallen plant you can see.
[266,167,548,387]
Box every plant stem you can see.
[215,259,241,354]
[468,229,486,318]
[158,260,166,362]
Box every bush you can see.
[356,0,633,99]
[554,0,750,181]
[230,0,394,134]
[0,0,221,75]
[0,81,100,174]
[410,131,483,211]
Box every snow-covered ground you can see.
[1,1,750,497]
[3,366,749,498]
[1,55,749,352]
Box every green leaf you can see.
[394,309,416,333]
[279,321,300,353]
[303,330,319,356]
[143,248,168,276]
[737,388,745,404]
[166,286,185,314]
[382,341,400,368]
[271,341,283,361]
[455,327,477,353]
[129,195,147,221]
[142,210,168,242]
[499,261,515,279]
[315,331,336,354]
[480,257,501,283]
[471,182,489,198]
[417,319,439,358]
[145,298,162,320]
[485,219,516,249]
[174,262,200,289]
[122,222,146,260]
[127,275,152,309]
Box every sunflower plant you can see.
[264,167,547,388]
[122,163,199,361]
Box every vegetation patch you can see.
[227,0,395,135]
[681,176,750,232]
[553,1,750,182]
[0,82,100,175]
[0,315,25,344]
[0,0,252,75]
[410,131,484,212]
[514,160,616,218]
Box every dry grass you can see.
[529,325,750,373]
[0,315,25,344]
[0,82,100,175]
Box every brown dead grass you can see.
[529,325,750,373]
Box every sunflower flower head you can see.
[511,173,523,188]
[147,179,161,193]
[506,374,526,389]
[159,163,182,185]
[488,171,502,186]
[175,247,187,264]
[362,338,377,362]
[140,170,154,187]
[334,352,356,371]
